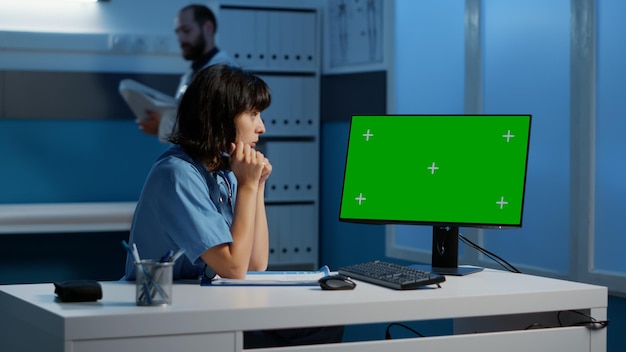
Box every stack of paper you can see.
[118,79,177,121]
[202,266,331,286]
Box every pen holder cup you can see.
[135,260,173,306]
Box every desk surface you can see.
[0,269,607,342]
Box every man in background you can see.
[138,4,235,141]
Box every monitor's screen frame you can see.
[338,114,532,229]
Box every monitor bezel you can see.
[338,114,532,230]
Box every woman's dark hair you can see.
[169,64,271,171]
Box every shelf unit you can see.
[215,0,322,269]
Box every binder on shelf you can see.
[201,266,330,286]
[118,79,176,121]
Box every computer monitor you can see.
[339,114,532,275]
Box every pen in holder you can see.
[135,259,173,306]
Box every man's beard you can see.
[182,33,207,61]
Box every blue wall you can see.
[0,119,167,204]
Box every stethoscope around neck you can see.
[193,157,234,216]
[214,170,233,207]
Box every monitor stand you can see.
[430,225,483,276]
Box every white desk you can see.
[0,269,607,352]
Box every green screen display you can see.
[339,115,532,227]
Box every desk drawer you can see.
[71,332,239,352]
[251,326,594,352]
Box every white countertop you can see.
[0,202,136,234]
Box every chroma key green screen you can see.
[339,115,532,228]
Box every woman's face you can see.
[234,110,266,148]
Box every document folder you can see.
[118,79,177,121]
[201,266,330,286]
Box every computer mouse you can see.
[318,274,356,290]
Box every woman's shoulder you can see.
[150,146,204,178]
[158,145,188,160]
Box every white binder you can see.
[118,79,176,121]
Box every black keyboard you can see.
[338,260,446,290]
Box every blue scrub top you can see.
[124,145,236,280]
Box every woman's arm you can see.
[200,143,266,279]
[248,181,269,271]
[249,157,272,271]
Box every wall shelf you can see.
[0,202,135,234]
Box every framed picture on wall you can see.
[322,0,392,74]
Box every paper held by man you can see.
[119,79,177,121]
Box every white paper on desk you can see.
[118,79,177,121]
[205,266,330,286]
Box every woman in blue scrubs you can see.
[124,63,343,347]
[125,63,271,281]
